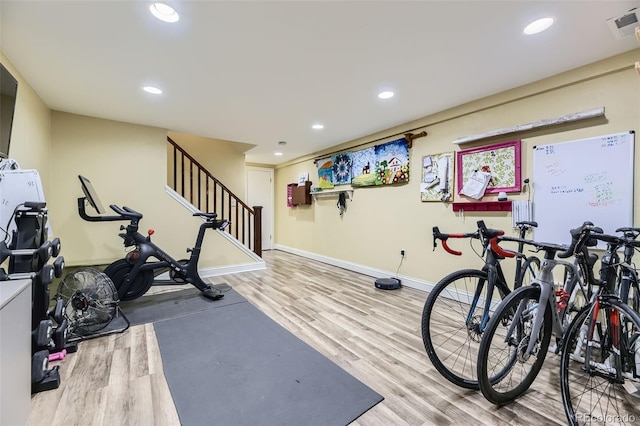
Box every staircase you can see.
[167,136,262,257]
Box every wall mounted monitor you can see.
[78,175,107,214]
[0,63,18,159]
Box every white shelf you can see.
[311,189,354,200]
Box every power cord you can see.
[395,252,405,277]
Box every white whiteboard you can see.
[532,131,634,247]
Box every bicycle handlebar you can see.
[432,226,475,255]
[555,221,606,259]
[433,220,510,257]
[490,237,515,258]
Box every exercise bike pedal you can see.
[201,286,224,301]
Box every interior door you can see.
[246,167,274,251]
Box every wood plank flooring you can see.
[27,250,568,426]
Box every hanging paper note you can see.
[460,170,492,199]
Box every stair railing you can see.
[167,137,262,257]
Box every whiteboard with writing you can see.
[532,131,634,247]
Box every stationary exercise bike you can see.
[77,175,230,301]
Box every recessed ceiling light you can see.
[150,3,179,23]
[143,86,162,94]
[274,152,284,156]
[523,17,554,35]
[312,124,324,130]
[378,91,394,99]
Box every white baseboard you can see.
[274,244,434,294]
[199,261,266,277]
[273,245,502,309]
[155,260,266,280]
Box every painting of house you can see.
[388,156,402,174]
[373,138,409,185]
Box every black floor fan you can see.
[56,267,130,342]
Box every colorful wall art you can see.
[316,138,410,188]
[352,138,409,187]
[350,147,377,187]
[331,152,353,185]
[315,157,335,189]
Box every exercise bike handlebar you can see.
[77,175,142,222]
[77,197,142,222]
[111,204,143,219]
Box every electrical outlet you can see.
[400,249,406,257]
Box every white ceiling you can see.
[1,1,639,165]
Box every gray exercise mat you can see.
[119,286,245,326]
[154,298,384,426]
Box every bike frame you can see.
[470,250,511,331]
[570,229,640,382]
[506,250,582,356]
[116,217,224,295]
[434,220,538,334]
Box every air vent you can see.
[607,8,639,39]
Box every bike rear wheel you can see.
[477,285,552,404]
[560,299,640,425]
[422,269,503,389]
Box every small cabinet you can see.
[291,181,312,205]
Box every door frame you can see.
[246,166,274,251]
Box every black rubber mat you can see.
[118,285,244,326]
[153,292,384,426]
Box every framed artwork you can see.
[420,152,454,202]
[456,140,521,195]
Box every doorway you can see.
[246,166,274,251]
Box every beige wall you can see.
[1,48,254,271]
[167,131,254,198]
[0,53,52,193]
[48,112,253,267]
[4,45,640,288]
[274,49,640,288]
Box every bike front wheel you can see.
[560,299,640,425]
[422,268,502,390]
[477,285,552,405]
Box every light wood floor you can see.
[27,250,568,426]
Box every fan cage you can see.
[57,267,119,336]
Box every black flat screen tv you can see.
[0,63,18,159]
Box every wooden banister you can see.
[167,137,262,257]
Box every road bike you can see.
[559,224,640,425]
[421,220,540,389]
[476,222,594,404]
